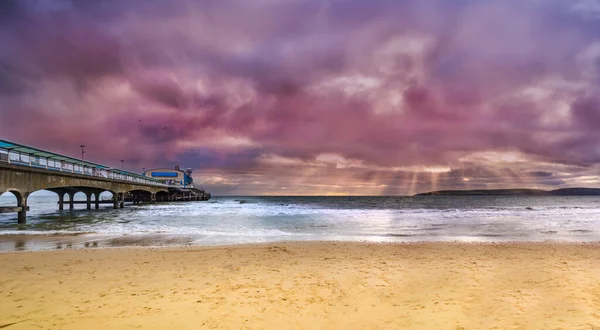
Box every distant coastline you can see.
[415,188,600,196]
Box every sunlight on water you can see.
[1,194,600,250]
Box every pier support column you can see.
[17,192,28,224]
[68,192,75,210]
[58,193,64,211]
[119,193,124,208]
[86,193,92,210]
[17,209,26,224]
[94,192,100,209]
[113,194,118,209]
[151,193,156,204]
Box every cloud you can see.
[528,171,554,178]
[1,0,600,195]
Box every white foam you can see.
[3,196,600,244]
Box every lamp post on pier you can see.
[121,160,124,170]
[80,145,85,173]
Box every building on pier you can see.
[142,165,210,202]
[142,165,194,188]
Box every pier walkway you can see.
[0,140,210,223]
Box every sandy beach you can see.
[1,242,600,329]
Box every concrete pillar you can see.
[17,209,26,224]
[94,192,100,209]
[86,193,92,210]
[113,194,119,209]
[17,193,28,224]
[151,193,156,204]
[119,193,124,208]
[58,193,64,211]
[68,192,75,210]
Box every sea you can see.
[1,194,599,251]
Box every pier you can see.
[0,140,210,223]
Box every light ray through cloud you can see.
[1,0,600,195]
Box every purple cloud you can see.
[1,0,600,195]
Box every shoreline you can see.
[2,241,600,329]
[2,233,600,252]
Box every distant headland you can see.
[415,188,600,196]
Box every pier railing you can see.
[0,145,169,188]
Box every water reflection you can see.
[14,239,25,251]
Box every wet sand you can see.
[0,234,198,252]
[1,242,600,329]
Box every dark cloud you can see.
[540,179,566,186]
[528,171,553,178]
[1,0,600,194]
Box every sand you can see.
[1,242,600,329]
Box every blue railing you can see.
[0,147,169,188]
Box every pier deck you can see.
[0,139,210,223]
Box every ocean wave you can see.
[3,196,600,246]
[74,224,300,238]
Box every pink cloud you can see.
[1,0,600,195]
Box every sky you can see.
[1,0,600,195]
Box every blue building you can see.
[143,165,194,188]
